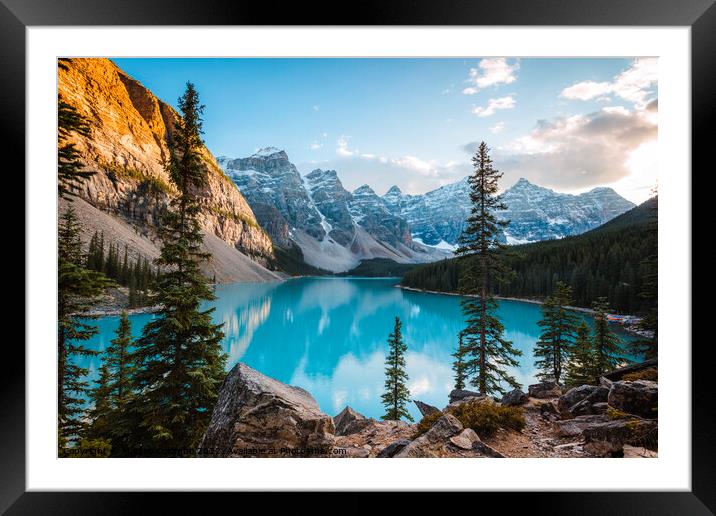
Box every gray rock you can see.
[394,414,465,458]
[555,414,610,437]
[376,439,412,458]
[198,363,335,457]
[564,386,610,417]
[333,406,373,436]
[599,376,614,389]
[558,385,598,414]
[413,399,441,418]
[602,358,658,381]
[528,380,562,399]
[449,428,481,450]
[623,444,658,458]
[539,401,560,420]
[500,388,528,406]
[607,380,658,419]
[449,389,484,404]
[591,402,609,414]
[583,418,658,457]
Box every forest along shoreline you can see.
[395,284,650,338]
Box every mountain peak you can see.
[251,146,285,158]
[514,177,535,187]
[384,185,402,196]
[353,184,376,196]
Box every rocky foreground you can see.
[197,360,657,458]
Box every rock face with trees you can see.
[57,58,276,282]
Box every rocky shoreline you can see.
[196,360,658,458]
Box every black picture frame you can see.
[6,0,712,512]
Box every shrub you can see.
[622,368,658,382]
[607,407,632,420]
[413,411,443,438]
[449,400,526,438]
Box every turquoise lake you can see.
[78,277,637,421]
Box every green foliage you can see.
[632,194,658,359]
[534,282,580,382]
[85,233,156,307]
[452,332,468,390]
[564,320,597,387]
[57,206,114,450]
[591,297,625,376]
[340,258,417,278]
[622,368,658,382]
[130,83,227,454]
[58,97,93,199]
[86,312,137,455]
[449,399,526,438]
[402,198,658,315]
[454,142,521,396]
[381,317,413,422]
[272,244,330,276]
[413,400,526,439]
[413,411,444,438]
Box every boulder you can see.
[376,439,412,458]
[393,414,502,458]
[607,380,658,419]
[539,401,560,421]
[555,414,609,437]
[413,399,441,418]
[334,406,373,436]
[528,380,562,399]
[334,419,415,458]
[599,376,614,389]
[198,363,335,457]
[591,402,609,415]
[562,386,610,417]
[582,418,658,457]
[448,389,484,404]
[558,385,598,414]
[500,388,528,407]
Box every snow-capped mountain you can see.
[383,177,635,247]
[218,149,449,272]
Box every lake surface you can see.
[78,277,637,421]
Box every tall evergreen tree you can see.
[533,281,579,383]
[57,206,113,450]
[452,331,468,390]
[591,297,623,376]
[58,96,93,199]
[131,83,226,453]
[633,192,658,359]
[380,317,413,422]
[454,142,521,395]
[86,311,136,455]
[564,320,596,387]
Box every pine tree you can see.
[58,97,93,199]
[131,83,226,454]
[57,206,113,450]
[564,320,596,387]
[633,191,658,359]
[380,317,413,422]
[452,331,468,390]
[454,142,521,396]
[533,281,579,383]
[591,297,623,376]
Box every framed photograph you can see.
[9,0,713,511]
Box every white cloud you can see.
[309,141,323,150]
[462,58,519,95]
[472,96,516,117]
[487,104,658,201]
[561,58,658,108]
[490,121,506,134]
[336,135,356,157]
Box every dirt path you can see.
[483,398,588,458]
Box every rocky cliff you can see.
[57,58,276,279]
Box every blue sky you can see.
[113,57,658,203]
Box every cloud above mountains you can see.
[485,104,657,192]
[462,58,519,95]
[560,57,657,108]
